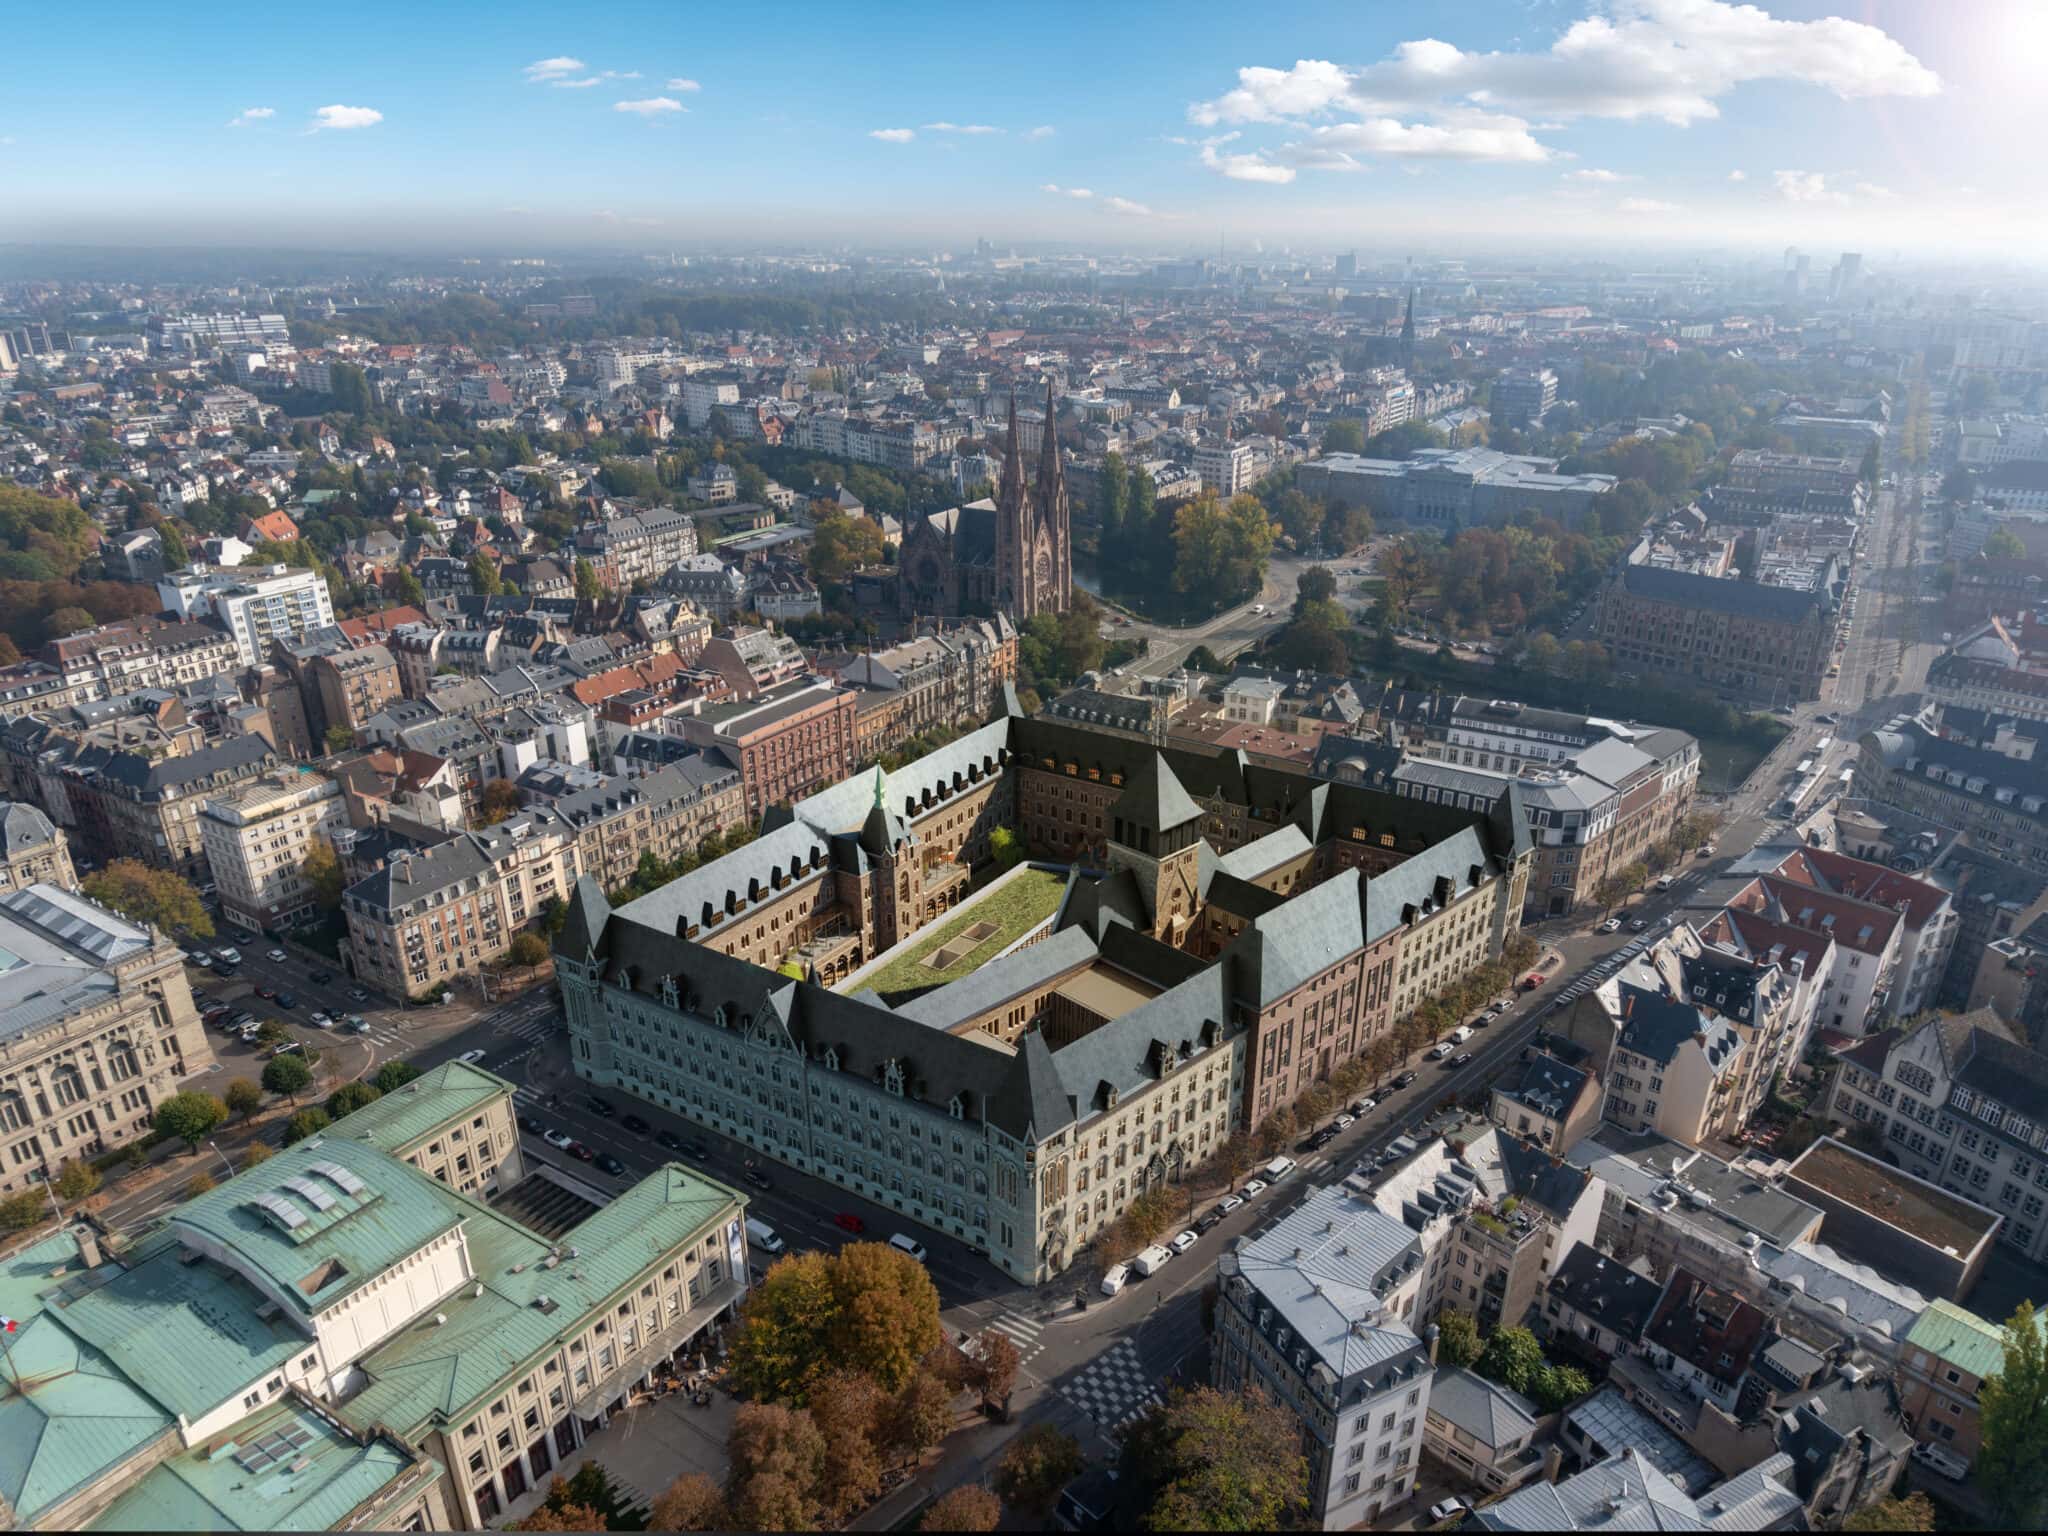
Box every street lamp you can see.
[206,1140,236,1181]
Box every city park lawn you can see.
[856,867,1067,995]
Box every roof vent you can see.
[433,1312,448,1326]
[472,1281,484,1299]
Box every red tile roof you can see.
[1770,845,1950,930]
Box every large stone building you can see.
[897,382,1072,622]
[0,883,215,1195]
[677,680,858,821]
[0,800,76,893]
[63,733,281,882]
[555,700,1531,1281]
[0,1129,747,1531]
[1595,564,1835,704]
[199,768,351,932]
[1296,447,1616,532]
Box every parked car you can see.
[349,987,370,1003]
[255,984,276,999]
[1350,1097,1376,1116]
[518,1114,544,1135]
[266,948,288,963]
[565,1141,595,1162]
[1598,916,1622,933]
[232,929,257,945]
[594,1153,628,1177]
[345,1015,370,1034]
[1194,1210,1225,1235]
[215,948,241,965]
[275,991,297,1009]
[1909,1443,1968,1481]
[308,1012,333,1029]
[543,1128,576,1151]
[1101,1263,1131,1296]
[268,1040,305,1060]
[1392,1071,1418,1090]
[1169,1229,1199,1256]
[621,1113,651,1136]
[586,1096,617,1119]
[1332,1112,1355,1129]
[1427,1041,1454,1060]
[1449,1052,1475,1068]
[1240,1179,1269,1200]
[1308,1127,1340,1151]
[833,1212,866,1234]
[308,969,334,985]
[1215,1194,1244,1215]
[1627,916,1648,932]
[1429,1497,1471,1523]
[1521,972,1545,991]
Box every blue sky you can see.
[1,0,2040,255]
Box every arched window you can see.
[50,1066,86,1109]
[0,1091,28,1132]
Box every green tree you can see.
[153,1091,228,1154]
[509,931,550,969]
[574,557,605,602]
[54,1158,100,1201]
[1476,1325,1546,1396]
[302,835,345,909]
[0,1188,49,1232]
[1097,451,1129,553]
[262,1053,314,1102]
[1844,1491,1935,1532]
[549,1463,644,1530]
[469,552,504,597]
[988,825,1026,869]
[323,725,356,754]
[387,567,426,608]
[996,1423,1084,1515]
[1321,419,1366,455]
[921,1485,1001,1532]
[1979,1300,2048,1529]
[809,508,887,585]
[1984,527,2027,561]
[1436,1310,1484,1368]
[222,1073,260,1122]
[1530,1363,1592,1413]
[81,859,213,939]
[325,1081,383,1120]
[283,1108,331,1145]
[1118,1387,1309,1533]
[157,523,190,569]
[373,1060,422,1093]
[1171,493,1276,611]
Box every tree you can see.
[1118,1387,1309,1533]
[1436,1310,1484,1368]
[1530,1363,1592,1413]
[1213,1129,1256,1186]
[243,1141,274,1168]
[508,930,550,970]
[808,1367,886,1518]
[0,1189,49,1233]
[255,1019,292,1048]
[1477,1325,1546,1396]
[301,835,345,909]
[510,1489,605,1533]
[477,777,524,826]
[727,1402,826,1532]
[1186,644,1224,673]
[1254,1106,1297,1157]
[995,1423,1083,1515]
[263,1053,314,1102]
[81,859,213,939]
[387,567,426,608]
[157,523,190,570]
[323,724,356,755]
[549,1463,644,1530]
[574,557,605,602]
[809,509,887,585]
[729,1242,943,1405]
[54,1158,100,1201]
[325,1081,383,1120]
[187,1171,216,1197]
[921,1485,1001,1532]
[884,1368,955,1468]
[651,1474,728,1533]
[1321,419,1366,455]
[1980,1300,2048,1529]
[373,1059,422,1093]
[1844,1491,1935,1533]
[154,1091,227,1154]
[963,1328,1022,1417]
[1985,526,2027,561]
[283,1108,331,1144]
[469,552,504,597]
[988,825,1026,869]
[1097,451,1129,553]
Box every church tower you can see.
[1400,286,1416,375]
[1106,756,1205,945]
[1036,378,1072,612]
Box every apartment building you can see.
[677,680,857,820]
[1195,438,1255,496]
[697,625,808,697]
[1861,711,2048,881]
[547,758,747,894]
[1490,367,1558,427]
[1896,1299,2047,1467]
[1726,449,1864,499]
[41,618,239,703]
[1765,844,1956,1018]
[199,769,350,932]
[157,563,338,667]
[344,810,578,998]
[1212,1183,1435,1529]
[0,883,215,1194]
[1596,564,1835,703]
[1722,871,1901,1032]
[572,507,701,591]
[309,644,403,744]
[65,732,280,881]
[0,801,76,893]
[1488,1049,1603,1153]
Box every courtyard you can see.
[849,865,1068,996]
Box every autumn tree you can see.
[242,1142,273,1168]
[1213,1129,1256,1185]
[224,1077,262,1121]
[996,1423,1084,1515]
[153,1090,227,1154]
[509,931,550,969]
[1117,1387,1309,1532]
[883,1368,955,1469]
[726,1402,826,1532]
[920,1484,1001,1532]
[729,1242,942,1405]
[965,1328,1022,1417]
[1843,1491,1935,1533]
[650,1474,728,1532]
[805,1367,886,1518]
[477,777,524,826]
[302,836,345,909]
[1980,1300,2048,1529]
[82,859,213,938]
[808,508,887,586]
[1254,1105,1297,1157]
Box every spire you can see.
[1038,377,1065,511]
[872,763,887,810]
[998,393,1025,508]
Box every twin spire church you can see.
[896,380,1073,623]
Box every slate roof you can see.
[1475,1446,1801,1531]
[1429,1365,1541,1452]
[97,731,275,796]
[1614,981,1736,1070]
[1548,1242,1664,1342]
[1497,1051,1592,1123]
[1110,753,1204,833]
[1618,561,1831,623]
[0,800,64,859]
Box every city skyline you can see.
[3,0,2042,255]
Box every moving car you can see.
[565,1141,595,1162]
[742,1166,773,1191]
[1654,875,1676,892]
[345,1015,370,1034]
[275,992,297,1010]
[621,1113,651,1135]
[542,1128,576,1150]
[216,948,242,965]
[888,1232,929,1263]
[655,1130,688,1154]
[833,1212,866,1234]
[233,929,257,945]
[308,969,334,984]
[1598,916,1622,934]
[308,1012,333,1029]
[594,1153,628,1177]
[1522,972,1546,991]
[1449,1052,1475,1068]
[1101,1263,1131,1296]
[458,1049,487,1065]
[1168,1229,1199,1256]
[349,987,370,1003]
[266,948,288,963]
[747,1217,786,1255]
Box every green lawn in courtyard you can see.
[856,867,1068,995]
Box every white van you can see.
[745,1216,785,1255]
[1448,1026,1473,1045]
[1132,1244,1173,1277]
[1263,1156,1297,1181]
[887,1232,928,1263]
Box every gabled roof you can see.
[1111,752,1203,834]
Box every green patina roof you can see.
[54,1230,309,1425]
[331,1059,516,1157]
[0,1233,176,1525]
[1906,1297,2046,1382]
[87,1397,438,1533]
[336,1164,743,1438]
[169,1136,462,1316]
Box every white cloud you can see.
[1041,184,1094,199]
[227,106,274,128]
[1773,168,1836,202]
[666,78,702,92]
[1565,167,1628,182]
[309,105,382,131]
[1855,181,1896,200]
[1619,196,1682,214]
[1728,168,1747,181]
[614,97,685,116]
[1026,124,1055,139]
[551,69,640,89]
[870,127,915,142]
[523,57,585,81]
[1186,2,1937,181]
[922,121,1001,134]
[1102,196,1154,216]
[1201,141,1297,183]
[1042,184,1156,216]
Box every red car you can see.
[1521,973,1546,992]
[566,1141,595,1162]
[833,1213,866,1234]
[256,984,277,999]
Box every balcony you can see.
[567,1276,746,1421]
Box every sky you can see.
[1,0,2042,257]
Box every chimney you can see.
[1543,1442,1566,1484]
[1427,1323,1440,1365]
[73,1225,102,1270]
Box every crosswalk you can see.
[486,998,562,1046]
[980,1308,1047,1364]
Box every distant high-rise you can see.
[1400,286,1416,375]
[1830,252,1863,300]
[1783,246,1810,298]
[1335,251,1358,279]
